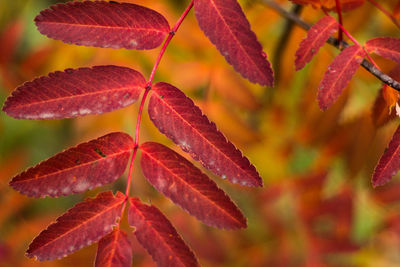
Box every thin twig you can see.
[263,0,400,91]
[334,0,343,44]
[273,4,303,84]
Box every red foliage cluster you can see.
[2,0,271,265]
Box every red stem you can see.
[336,23,381,70]
[335,0,343,44]
[368,0,400,30]
[124,0,195,198]
[147,1,194,87]
[321,10,380,70]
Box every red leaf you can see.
[295,16,338,70]
[317,45,366,110]
[2,65,145,120]
[9,132,133,198]
[148,82,262,187]
[365,37,400,63]
[373,124,400,187]
[194,0,273,86]
[140,142,247,229]
[128,197,199,267]
[95,228,132,267]
[27,191,126,261]
[35,1,169,50]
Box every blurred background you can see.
[1,0,400,266]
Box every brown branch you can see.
[263,0,400,91]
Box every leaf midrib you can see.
[207,0,268,81]
[152,88,259,185]
[142,148,243,227]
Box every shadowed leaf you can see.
[128,197,199,267]
[9,132,133,198]
[95,228,132,267]
[194,0,273,86]
[372,87,398,128]
[373,124,400,187]
[27,191,126,261]
[148,82,262,187]
[35,1,170,50]
[372,64,400,127]
[295,16,338,71]
[140,142,247,229]
[318,45,366,110]
[2,65,146,120]
[365,37,400,63]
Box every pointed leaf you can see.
[140,142,246,229]
[35,1,170,50]
[9,132,133,198]
[148,82,262,187]
[27,191,126,261]
[295,16,338,70]
[318,45,366,110]
[2,65,146,120]
[194,0,273,86]
[128,198,199,267]
[365,37,400,63]
[373,124,400,187]
[95,228,132,267]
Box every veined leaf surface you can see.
[148,82,262,187]
[365,37,400,63]
[140,142,247,229]
[27,191,126,261]
[35,1,170,49]
[2,65,146,120]
[295,16,338,70]
[194,0,273,86]
[128,197,199,267]
[373,125,400,187]
[9,132,133,198]
[318,45,366,110]
[95,228,132,267]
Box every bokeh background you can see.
[1,0,400,266]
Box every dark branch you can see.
[263,0,400,91]
[273,4,303,84]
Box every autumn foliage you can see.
[2,0,400,266]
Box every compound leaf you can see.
[365,37,400,63]
[10,132,133,198]
[2,65,146,120]
[373,124,400,187]
[140,142,247,229]
[318,45,366,110]
[95,228,132,267]
[35,1,170,49]
[194,0,273,86]
[27,191,126,261]
[148,82,262,187]
[128,197,199,267]
[295,16,338,70]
